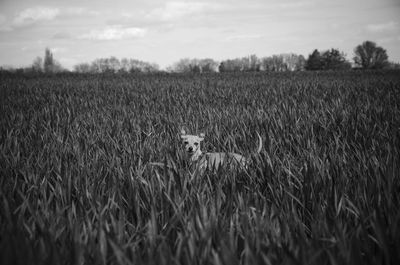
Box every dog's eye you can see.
[184,141,188,145]
[194,143,198,146]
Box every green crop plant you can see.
[0,71,399,265]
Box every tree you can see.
[261,57,274,71]
[219,58,243,72]
[248,54,261,71]
[272,55,287,71]
[108,57,120,72]
[32,56,43,72]
[169,58,218,73]
[294,55,306,71]
[42,48,64,73]
[74,57,159,74]
[120,58,130,72]
[170,58,192,73]
[44,48,54,73]
[353,41,389,69]
[74,63,91,73]
[321,49,351,70]
[90,58,118,73]
[52,61,64,73]
[305,49,324,70]
[261,55,286,72]
[260,54,305,72]
[219,56,261,72]
[198,58,219,73]
[281,53,305,71]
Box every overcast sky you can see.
[1,0,399,70]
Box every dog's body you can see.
[181,129,262,172]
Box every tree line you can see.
[173,41,396,73]
[74,57,159,74]
[1,40,399,74]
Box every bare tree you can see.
[261,54,304,72]
[169,58,218,73]
[74,63,91,73]
[108,57,120,72]
[295,55,306,71]
[32,56,43,72]
[169,58,192,73]
[91,58,115,73]
[74,57,159,74]
[120,58,130,72]
[353,41,389,69]
[247,55,260,71]
[261,57,274,71]
[262,55,287,71]
[219,56,260,72]
[42,48,64,73]
[198,58,219,73]
[282,53,305,71]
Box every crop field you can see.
[1,70,400,265]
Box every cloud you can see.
[79,25,146,40]
[366,21,398,32]
[65,7,100,17]
[225,34,263,41]
[53,32,72,39]
[0,14,12,31]
[146,1,218,21]
[278,1,313,9]
[12,7,60,27]
[50,47,68,54]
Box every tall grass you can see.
[1,71,399,265]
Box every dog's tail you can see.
[256,132,262,154]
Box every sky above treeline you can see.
[1,0,399,70]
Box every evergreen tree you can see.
[44,48,54,73]
[305,49,324,70]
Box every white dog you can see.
[180,129,262,172]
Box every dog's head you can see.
[180,129,204,156]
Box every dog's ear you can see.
[181,129,187,139]
[199,133,205,141]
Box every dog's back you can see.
[199,152,247,171]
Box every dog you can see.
[180,129,262,173]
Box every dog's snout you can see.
[188,146,193,152]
